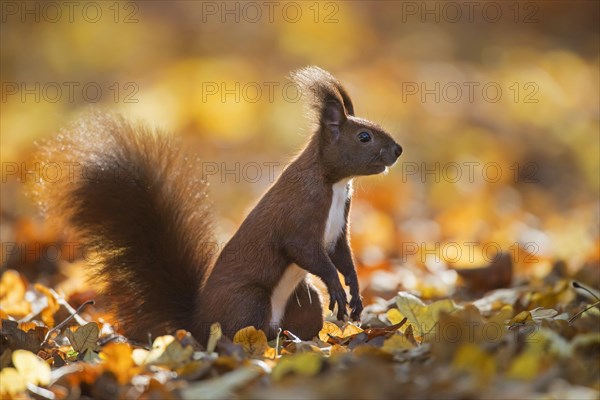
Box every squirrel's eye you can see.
[358,131,372,143]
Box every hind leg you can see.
[197,284,272,342]
[280,279,323,340]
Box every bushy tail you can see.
[34,113,213,339]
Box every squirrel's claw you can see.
[328,288,348,321]
[349,295,363,321]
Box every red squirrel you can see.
[36,67,402,343]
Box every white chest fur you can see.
[269,179,353,326]
[323,178,352,251]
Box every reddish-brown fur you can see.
[35,67,402,344]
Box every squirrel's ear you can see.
[322,99,345,140]
[290,67,355,137]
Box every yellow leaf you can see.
[0,368,26,396]
[101,343,134,385]
[144,335,193,367]
[506,349,541,380]
[330,344,349,354]
[271,352,323,381]
[508,311,533,327]
[386,308,405,325]
[12,349,51,386]
[131,349,150,366]
[263,347,277,359]
[65,322,100,353]
[318,321,342,342]
[394,292,459,339]
[0,270,31,317]
[341,322,363,337]
[382,332,415,353]
[452,343,496,381]
[206,322,222,353]
[488,305,514,326]
[34,284,60,327]
[233,326,273,358]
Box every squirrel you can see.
[35,67,402,344]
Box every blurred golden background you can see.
[1,1,599,299]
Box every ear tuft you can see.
[290,66,355,131]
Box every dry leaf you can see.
[12,349,51,386]
[271,352,324,381]
[393,292,460,339]
[382,332,415,353]
[143,335,194,367]
[207,322,223,353]
[65,322,100,353]
[34,284,60,327]
[233,326,273,358]
[318,321,343,342]
[0,270,31,317]
[452,343,496,382]
[100,342,135,385]
[0,367,26,396]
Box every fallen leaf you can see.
[452,343,496,382]
[143,335,194,367]
[341,322,363,337]
[530,307,559,321]
[34,284,60,327]
[233,326,272,358]
[101,342,135,385]
[0,270,31,317]
[453,252,513,293]
[382,332,415,353]
[12,349,51,386]
[386,308,404,325]
[505,348,543,381]
[0,367,26,396]
[393,292,460,339]
[207,322,222,353]
[65,322,100,353]
[318,321,343,342]
[182,366,263,399]
[271,352,324,381]
[508,310,533,327]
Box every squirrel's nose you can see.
[393,143,403,159]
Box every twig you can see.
[26,383,55,400]
[274,327,282,359]
[572,281,600,301]
[42,300,95,346]
[568,300,600,324]
[50,288,88,326]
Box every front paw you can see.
[349,295,363,321]
[327,283,348,321]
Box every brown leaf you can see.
[65,322,100,353]
[34,284,60,327]
[1,319,46,352]
[453,252,513,293]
